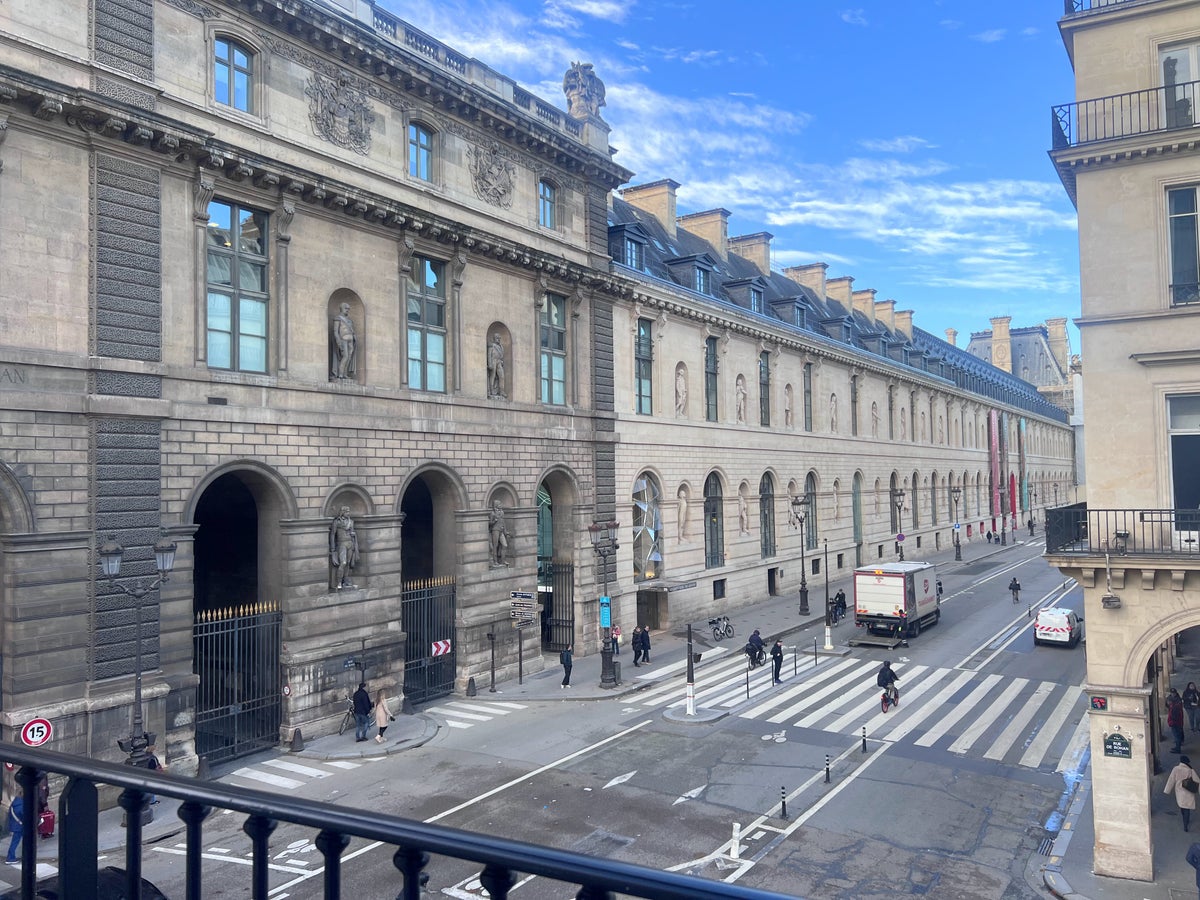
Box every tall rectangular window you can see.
[1169,186,1200,306]
[704,337,719,422]
[802,363,813,432]
[538,180,556,228]
[1169,396,1200,535]
[409,123,434,182]
[850,375,859,436]
[750,288,763,314]
[206,199,268,373]
[695,267,710,295]
[887,386,895,439]
[758,351,771,426]
[214,38,253,112]
[540,293,567,405]
[635,318,653,415]
[407,256,446,391]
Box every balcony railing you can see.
[1044,507,1200,557]
[1064,0,1138,13]
[0,741,791,900]
[1051,80,1200,149]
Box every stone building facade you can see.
[1048,0,1200,881]
[0,0,1074,783]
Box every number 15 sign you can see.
[20,718,52,747]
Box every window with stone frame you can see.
[538,179,557,229]
[632,473,664,581]
[704,473,724,569]
[750,287,764,314]
[850,375,859,436]
[635,317,653,415]
[624,237,645,271]
[206,199,268,373]
[704,336,719,422]
[695,266,711,295]
[759,473,776,558]
[758,351,771,426]
[802,363,814,432]
[409,122,435,182]
[214,37,254,113]
[407,255,447,391]
[1169,395,1200,537]
[1168,185,1200,306]
[540,293,568,405]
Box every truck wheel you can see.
[933,610,941,626]
[909,620,921,639]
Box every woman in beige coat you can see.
[373,689,395,744]
[1165,754,1200,831]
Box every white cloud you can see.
[971,29,1007,43]
[858,136,935,153]
[841,8,868,26]
[543,0,631,30]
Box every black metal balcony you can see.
[0,741,790,900]
[1064,0,1138,13]
[1044,506,1200,557]
[1051,80,1199,149]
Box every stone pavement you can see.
[43,532,1199,899]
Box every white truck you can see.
[853,561,941,640]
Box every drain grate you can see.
[1038,836,1055,856]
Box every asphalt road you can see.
[141,547,1087,899]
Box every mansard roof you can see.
[608,194,1066,423]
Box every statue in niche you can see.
[678,488,690,541]
[871,402,879,438]
[735,377,747,424]
[784,386,794,429]
[830,394,838,433]
[563,62,606,119]
[329,506,360,590]
[833,483,840,519]
[487,333,507,399]
[489,501,510,567]
[738,495,750,535]
[675,368,687,417]
[921,411,927,442]
[331,303,357,380]
[900,409,907,441]
[938,416,945,444]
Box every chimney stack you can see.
[851,288,877,321]
[826,276,854,307]
[1046,317,1071,372]
[728,232,774,275]
[945,327,958,347]
[873,299,896,333]
[894,309,914,340]
[784,262,828,301]
[677,209,731,259]
[620,180,680,239]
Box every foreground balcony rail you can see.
[1064,0,1137,13]
[1044,507,1200,557]
[0,741,789,900]
[1051,79,1200,149]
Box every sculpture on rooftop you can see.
[563,62,606,119]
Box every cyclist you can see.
[1009,577,1022,604]
[833,589,847,625]
[876,660,900,706]
[745,629,766,667]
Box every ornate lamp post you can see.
[791,495,809,616]
[1029,488,1038,535]
[588,520,619,689]
[98,528,176,823]
[1053,482,1060,507]
[891,488,906,561]
[951,486,962,561]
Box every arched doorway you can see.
[536,468,578,654]
[399,469,460,704]
[190,468,288,765]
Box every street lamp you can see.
[822,539,833,651]
[1053,483,1060,507]
[791,495,809,616]
[588,520,619,690]
[951,486,962,561]
[98,528,176,823]
[1029,488,1038,535]
[891,488,906,561]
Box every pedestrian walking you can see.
[634,625,651,664]
[630,626,643,666]
[1187,840,1200,893]
[986,530,993,544]
[352,681,372,742]
[1166,754,1200,831]
[1171,689,1188,753]
[770,639,784,684]
[5,795,23,865]
[611,624,621,655]
[1008,577,1021,604]
[373,688,395,743]
[560,645,573,688]
[833,589,847,625]
[1185,682,1200,733]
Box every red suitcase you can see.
[37,809,54,838]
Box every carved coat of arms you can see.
[305,72,375,156]
[468,141,515,208]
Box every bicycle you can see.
[337,696,354,736]
[708,616,735,641]
[880,684,900,713]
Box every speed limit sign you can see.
[20,718,52,747]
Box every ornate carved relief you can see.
[305,72,374,155]
[0,114,7,175]
[467,141,515,208]
[162,0,219,17]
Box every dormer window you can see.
[625,237,644,271]
[794,307,807,328]
[750,288,763,314]
[695,267,711,294]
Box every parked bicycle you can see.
[337,695,354,736]
[708,615,735,641]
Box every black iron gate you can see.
[193,601,282,765]
[538,561,574,653]
[402,576,456,706]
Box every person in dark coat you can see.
[632,626,651,665]
[6,795,23,864]
[770,639,784,684]
[559,645,573,688]
[352,681,372,742]
[1187,840,1200,892]
[1171,689,1187,753]
[1185,682,1200,733]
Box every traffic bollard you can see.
[780,786,788,820]
[825,754,831,784]
[862,725,867,753]
[812,637,818,667]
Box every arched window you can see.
[804,472,818,549]
[704,473,724,568]
[890,473,901,533]
[632,473,663,582]
[214,37,255,112]
[911,470,920,528]
[759,473,776,558]
[930,473,939,525]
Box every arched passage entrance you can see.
[537,468,579,653]
[190,466,290,764]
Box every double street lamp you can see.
[98,529,176,823]
[891,488,906,561]
[950,486,962,561]
[791,495,809,616]
[588,520,619,690]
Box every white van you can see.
[1033,608,1083,648]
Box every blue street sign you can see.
[599,595,611,629]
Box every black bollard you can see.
[862,725,867,754]
[780,786,788,820]
[825,754,831,784]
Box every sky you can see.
[378,0,1082,353]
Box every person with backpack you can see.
[352,681,372,743]
[876,660,900,706]
[1009,577,1021,604]
[559,644,573,688]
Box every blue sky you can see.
[380,0,1082,353]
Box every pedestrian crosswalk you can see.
[423,700,528,729]
[628,652,1086,771]
[227,756,385,791]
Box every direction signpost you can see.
[510,590,536,629]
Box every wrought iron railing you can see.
[1052,79,1200,149]
[1064,0,1138,13]
[1044,507,1200,556]
[0,741,789,900]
